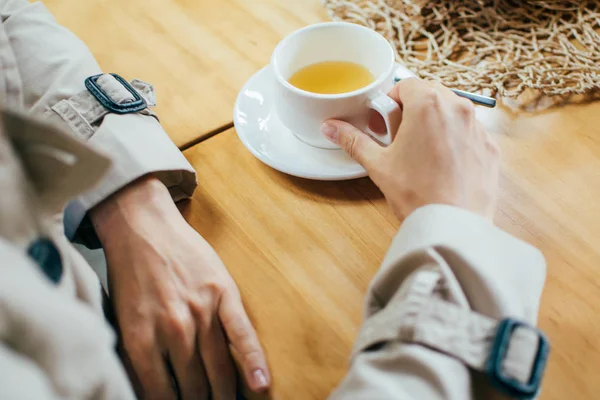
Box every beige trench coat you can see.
[0,1,549,399]
[0,0,196,398]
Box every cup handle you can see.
[367,92,402,146]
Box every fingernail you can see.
[321,122,338,142]
[252,369,269,391]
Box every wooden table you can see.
[182,105,600,400]
[182,130,396,398]
[46,0,600,399]
[44,0,326,149]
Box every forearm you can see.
[332,205,547,399]
[0,1,197,241]
[0,0,101,114]
[90,175,188,252]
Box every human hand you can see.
[320,78,500,220]
[90,176,270,400]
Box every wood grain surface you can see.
[181,129,398,399]
[42,0,600,398]
[182,101,600,399]
[491,102,600,400]
[42,0,326,148]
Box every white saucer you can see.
[233,63,415,180]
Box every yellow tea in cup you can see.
[288,61,375,95]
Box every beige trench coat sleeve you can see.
[331,205,547,399]
[0,0,197,239]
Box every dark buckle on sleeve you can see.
[486,318,550,399]
[84,73,147,114]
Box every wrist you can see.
[90,175,185,247]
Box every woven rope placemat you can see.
[323,0,600,109]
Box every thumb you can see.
[321,120,383,171]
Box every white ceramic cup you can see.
[271,22,401,149]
